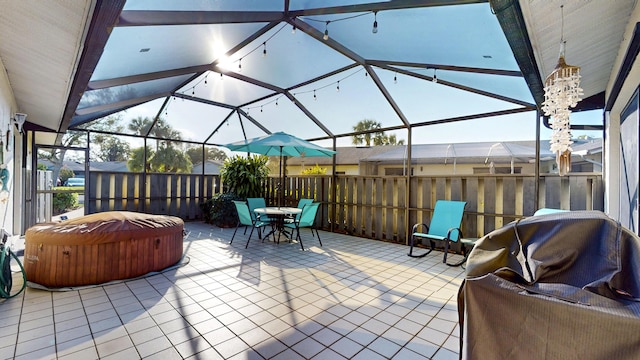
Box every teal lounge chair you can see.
[409,200,466,263]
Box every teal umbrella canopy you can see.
[225,132,335,205]
[225,132,336,158]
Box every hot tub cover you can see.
[26,211,183,245]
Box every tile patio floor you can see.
[0,221,467,359]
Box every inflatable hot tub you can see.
[24,211,184,288]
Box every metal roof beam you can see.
[367,60,522,77]
[75,92,169,116]
[236,109,272,134]
[118,11,284,26]
[366,66,411,128]
[87,65,208,90]
[172,93,237,110]
[204,110,236,143]
[60,0,127,132]
[490,0,544,107]
[288,0,486,16]
[288,63,360,91]
[292,18,366,64]
[307,107,533,142]
[377,63,535,108]
[284,92,334,137]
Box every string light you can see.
[262,42,267,57]
[323,21,330,40]
[238,58,242,72]
[394,72,397,84]
[292,24,296,34]
[204,75,208,85]
[243,68,363,114]
[372,11,378,34]
[432,69,438,83]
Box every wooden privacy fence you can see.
[87,172,603,243]
[87,172,222,218]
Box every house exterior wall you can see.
[605,4,640,226]
[289,160,565,176]
[0,57,20,236]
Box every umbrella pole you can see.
[279,146,283,207]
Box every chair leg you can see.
[442,239,451,263]
[297,227,304,251]
[315,227,322,246]
[231,222,242,244]
[408,235,433,258]
[245,226,256,249]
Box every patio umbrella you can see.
[224,132,336,205]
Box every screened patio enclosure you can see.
[67,0,539,149]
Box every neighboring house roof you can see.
[286,146,404,166]
[39,160,85,173]
[191,160,223,175]
[365,141,554,165]
[287,139,603,166]
[90,161,129,172]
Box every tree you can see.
[352,119,383,146]
[37,130,86,187]
[89,115,131,161]
[383,134,405,146]
[126,116,192,173]
[186,147,227,165]
[127,146,153,172]
[352,119,405,146]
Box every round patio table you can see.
[254,207,301,243]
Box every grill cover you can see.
[459,211,640,359]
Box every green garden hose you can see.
[0,245,26,298]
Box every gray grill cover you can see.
[459,211,640,359]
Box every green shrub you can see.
[200,192,239,228]
[220,155,269,199]
[52,191,78,215]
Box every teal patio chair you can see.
[294,198,314,221]
[247,197,272,223]
[408,200,466,264]
[534,208,568,216]
[284,202,322,250]
[231,200,270,249]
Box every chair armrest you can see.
[412,222,430,234]
[446,227,463,242]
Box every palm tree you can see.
[352,119,383,146]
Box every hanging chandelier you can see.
[541,5,583,176]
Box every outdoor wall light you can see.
[12,113,26,133]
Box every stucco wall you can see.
[0,57,18,235]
